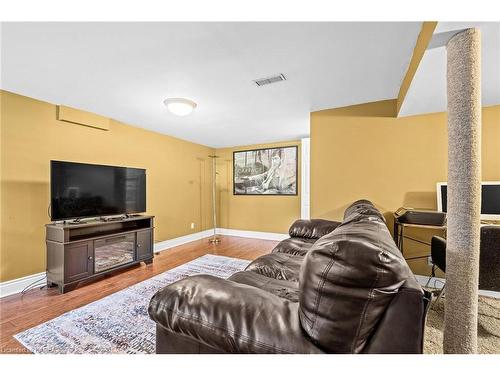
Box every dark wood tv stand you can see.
[46,215,154,293]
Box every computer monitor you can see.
[437,181,500,220]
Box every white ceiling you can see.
[399,22,500,117]
[1,22,422,148]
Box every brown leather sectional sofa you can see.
[148,200,431,354]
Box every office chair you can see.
[427,227,500,304]
[427,236,447,303]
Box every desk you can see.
[393,209,447,276]
[393,209,446,253]
[393,222,446,254]
[393,209,499,277]
[394,220,500,253]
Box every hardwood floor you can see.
[0,235,277,354]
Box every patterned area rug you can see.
[15,254,250,354]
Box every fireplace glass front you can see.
[94,233,135,273]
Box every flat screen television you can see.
[437,181,500,220]
[51,161,146,221]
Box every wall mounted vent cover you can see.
[253,74,286,86]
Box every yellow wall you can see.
[216,141,301,234]
[2,87,498,282]
[311,101,500,274]
[0,90,214,282]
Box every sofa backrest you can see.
[298,200,411,353]
[288,219,341,239]
[343,199,386,222]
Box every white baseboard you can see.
[414,275,500,299]
[154,228,287,252]
[216,228,288,241]
[414,275,446,288]
[0,272,47,299]
[154,229,214,253]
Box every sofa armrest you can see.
[288,219,341,239]
[362,278,430,354]
[148,275,322,354]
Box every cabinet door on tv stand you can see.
[136,230,153,261]
[64,241,94,283]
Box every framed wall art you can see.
[233,145,298,195]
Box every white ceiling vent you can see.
[253,73,286,87]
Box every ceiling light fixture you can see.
[163,98,197,116]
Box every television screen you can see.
[439,183,500,215]
[51,161,146,220]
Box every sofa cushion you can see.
[148,275,323,354]
[229,271,300,302]
[299,200,410,353]
[288,219,341,239]
[271,237,317,257]
[245,253,303,282]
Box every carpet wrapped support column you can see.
[444,28,482,354]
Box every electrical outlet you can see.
[190,222,195,229]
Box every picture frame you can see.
[233,145,298,196]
